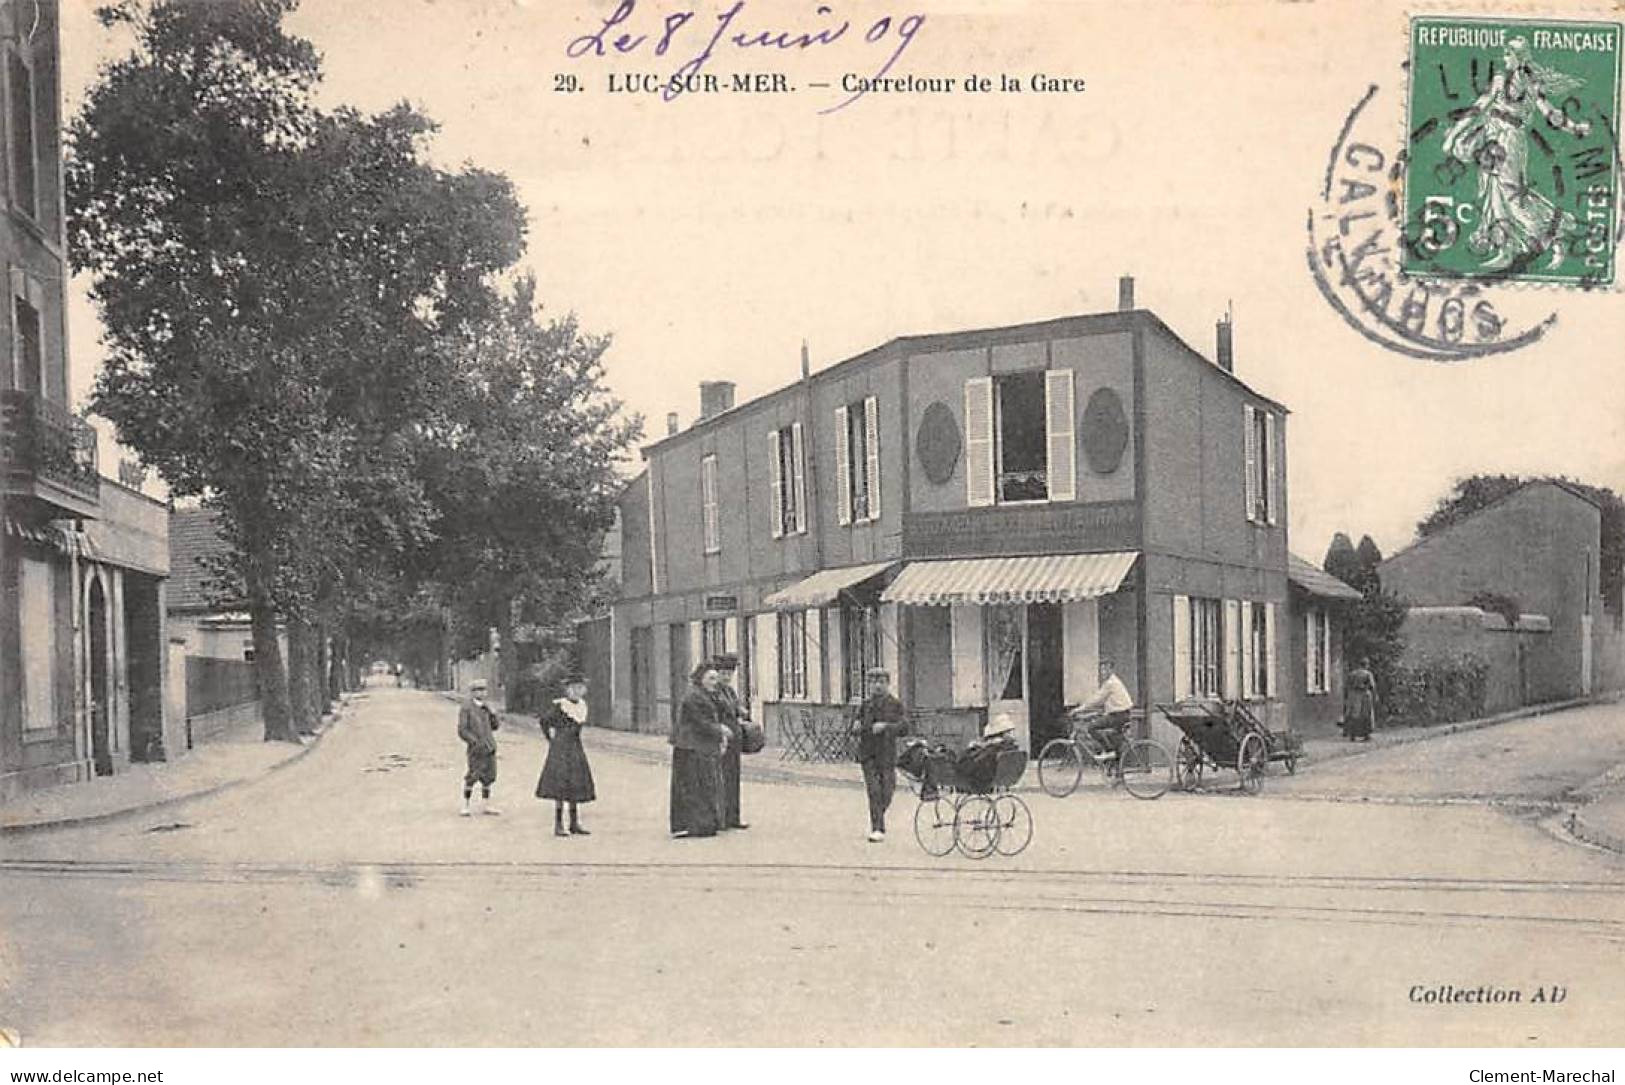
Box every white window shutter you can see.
[791,422,807,533]
[835,406,852,526]
[768,431,784,540]
[1240,601,1255,698]
[1265,602,1278,699]
[724,617,739,656]
[1062,599,1099,705]
[804,609,823,702]
[1044,369,1076,502]
[863,395,881,520]
[965,377,995,508]
[1172,595,1192,701]
[880,604,900,689]
[951,605,986,706]
[826,607,845,701]
[756,613,778,702]
[701,456,718,552]
[1321,610,1333,691]
[688,621,703,674]
[1264,411,1278,526]
[1243,405,1258,523]
[1223,599,1241,700]
[1305,609,1316,691]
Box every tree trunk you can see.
[315,624,333,715]
[247,563,297,744]
[286,616,319,734]
[496,597,516,710]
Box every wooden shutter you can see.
[688,622,704,676]
[951,605,986,706]
[804,610,823,702]
[791,422,807,533]
[1264,411,1278,526]
[863,395,881,520]
[1321,610,1332,692]
[835,405,852,526]
[724,616,739,656]
[1062,599,1099,705]
[965,377,995,508]
[768,431,784,539]
[756,613,778,702]
[826,607,845,701]
[1243,405,1258,523]
[1265,602,1278,699]
[1223,599,1241,700]
[1305,609,1316,691]
[1172,595,1192,701]
[880,604,899,689]
[1045,369,1076,502]
[1240,601,1255,698]
[702,456,719,552]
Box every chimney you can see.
[699,381,736,420]
[665,411,679,437]
[1216,315,1234,373]
[800,340,811,381]
[1117,275,1135,312]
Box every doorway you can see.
[1027,603,1065,751]
[630,626,653,727]
[88,577,113,777]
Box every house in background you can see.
[605,279,1295,756]
[1378,479,1623,709]
[1285,553,1361,736]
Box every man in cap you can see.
[457,678,501,816]
[711,653,749,830]
[853,666,908,842]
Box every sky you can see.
[59,0,1625,561]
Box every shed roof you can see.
[167,508,238,613]
[1287,553,1363,601]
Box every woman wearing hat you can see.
[670,660,729,838]
[536,671,597,837]
[710,653,749,830]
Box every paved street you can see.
[3,685,1625,1046]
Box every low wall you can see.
[1399,607,1549,716]
[186,701,262,747]
[186,656,259,718]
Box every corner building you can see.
[608,289,1292,755]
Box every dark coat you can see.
[674,686,728,755]
[853,692,908,766]
[457,699,498,754]
[536,698,595,803]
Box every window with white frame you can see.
[1244,404,1278,525]
[965,370,1076,507]
[8,49,37,222]
[1189,597,1224,699]
[701,454,720,553]
[768,423,807,538]
[1306,607,1331,694]
[841,603,881,702]
[701,618,727,664]
[835,396,880,524]
[1239,600,1276,699]
[777,610,808,700]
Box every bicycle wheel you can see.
[1119,738,1173,800]
[953,795,999,859]
[1038,738,1084,798]
[1237,732,1267,794]
[1175,736,1204,791]
[991,793,1033,856]
[913,795,958,857]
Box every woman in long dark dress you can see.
[537,674,597,837]
[1344,659,1377,742]
[670,662,729,839]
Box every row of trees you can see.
[68,0,639,741]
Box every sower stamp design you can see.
[1403,17,1622,287]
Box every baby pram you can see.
[897,738,1032,859]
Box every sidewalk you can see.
[0,699,349,834]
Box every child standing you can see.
[537,672,597,837]
[458,679,500,816]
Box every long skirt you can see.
[670,748,722,837]
[1345,690,1375,739]
[536,728,596,803]
[719,735,743,828]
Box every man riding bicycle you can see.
[1072,659,1133,759]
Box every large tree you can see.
[68,0,524,740]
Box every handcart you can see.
[1156,699,1303,794]
[899,740,1033,859]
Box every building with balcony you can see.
[604,280,1325,755]
[0,0,172,799]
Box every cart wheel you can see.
[954,795,999,859]
[1119,739,1173,800]
[1038,738,1085,798]
[913,795,958,857]
[991,793,1033,856]
[1176,737,1203,791]
[1237,732,1267,794]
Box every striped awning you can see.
[762,560,897,610]
[881,552,1138,606]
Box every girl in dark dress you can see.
[1344,659,1377,742]
[670,662,728,839]
[537,674,596,837]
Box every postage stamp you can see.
[1402,16,1622,287]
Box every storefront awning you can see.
[762,560,897,610]
[1287,553,1361,601]
[881,551,1138,606]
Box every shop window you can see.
[1306,607,1331,694]
[777,610,808,700]
[768,423,806,537]
[841,604,881,701]
[8,50,37,222]
[835,396,880,524]
[1189,597,1223,698]
[701,454,719,553]
[701,618,727,664]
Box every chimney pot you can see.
[1216,316,1234,373]
[666,411,679,436]
[699,381,736,420]
[1118,275,1135,312]
[800,341,811,381]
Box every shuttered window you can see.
[768,430,785,540]
[701,454,720,553]
[1044,369,1076,501]
[834,405,852,526]
[965,378,995,508]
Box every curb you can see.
[1566,808,1625,856]
[0,700,350,836]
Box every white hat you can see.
[984,712,1016,737]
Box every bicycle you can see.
[1036,709,1172,800]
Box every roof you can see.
[881,551,1138,606]
[167,508,238,613]
[1287,553,1363,601]
[1381,479,1604,570]
[641,308,1288,458]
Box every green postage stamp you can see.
[1403,16,1622,287]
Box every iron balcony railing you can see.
[0,389,100,503]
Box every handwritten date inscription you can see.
[567,0,926,114]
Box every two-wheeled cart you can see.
[1156,699,1302,794]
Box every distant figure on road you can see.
[670,662,729,839]
[852,667,908,842]
[458,679,501,816]
[711,653,749,831]
[537,672,597,837]
[1345,659,1377,743]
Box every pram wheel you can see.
[991,794,1032,856]
[913,795,958,856]
[953,795,999,859]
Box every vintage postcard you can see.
[1,0,1624,1062]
